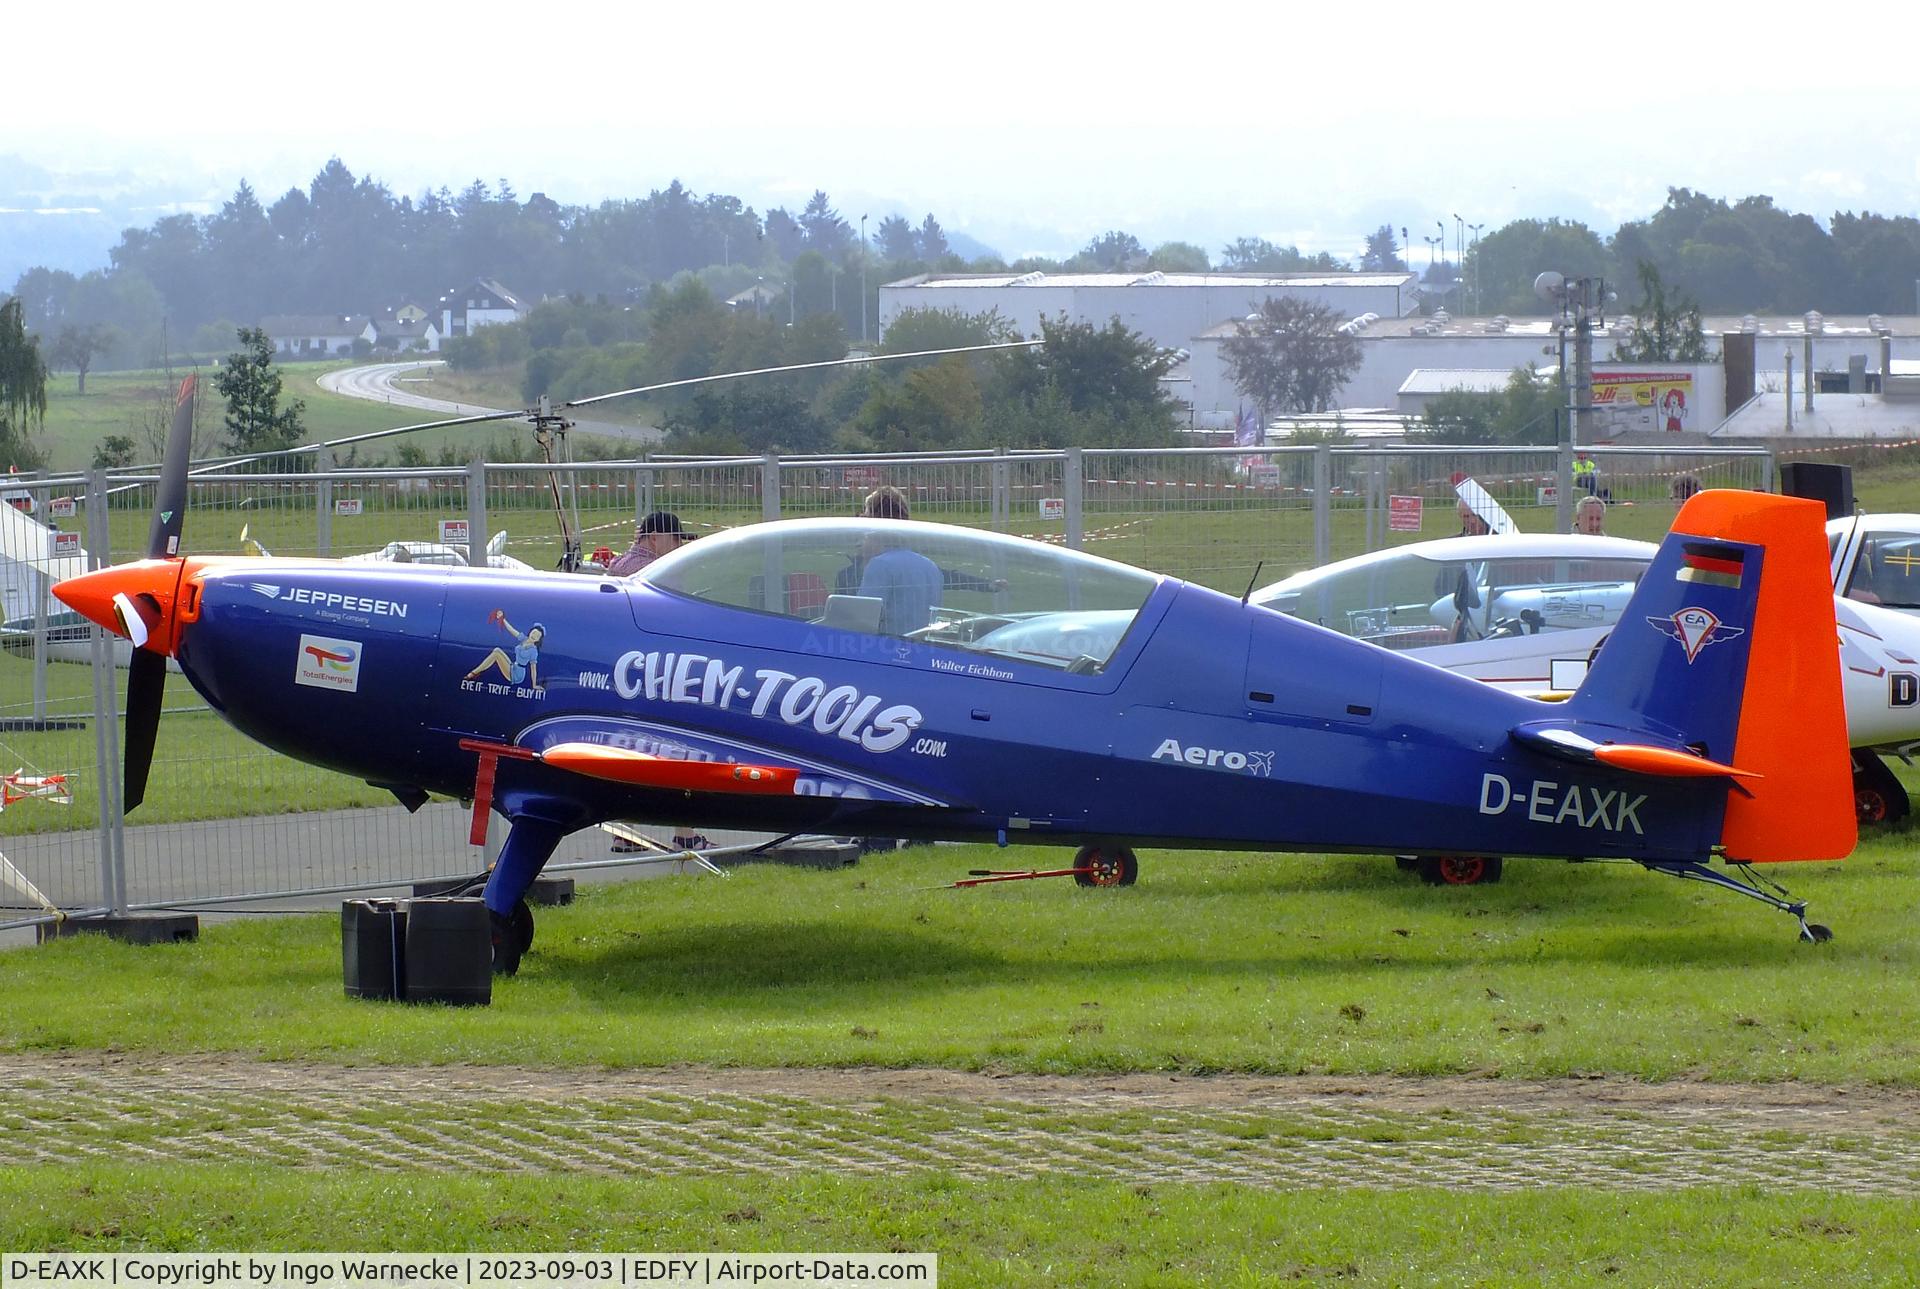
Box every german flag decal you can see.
[1677,540,1746,589]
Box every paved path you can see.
[5,1054,1916,1192]
[1,807,839,945]
[317,362,662,446]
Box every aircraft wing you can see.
[537,742,798,794]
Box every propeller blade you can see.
[145,376,195,560]
[123,649,167,812]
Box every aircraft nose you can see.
[53,558,196,655]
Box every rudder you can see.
[1569,491,1852,863]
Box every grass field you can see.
[29,362,543,473]
[5,835,1916,1081]
[2,1168,1914,1286]
[6,837,1920,1280]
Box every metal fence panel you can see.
[1080,447,1317,593]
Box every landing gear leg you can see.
[481,817,566,975]
[1643,860,1833,943]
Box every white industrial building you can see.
[1186,311,1920,436]
[878,270,1419,355]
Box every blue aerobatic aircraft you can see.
[56,381,1855,973]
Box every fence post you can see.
[991,448,1010,533]
[1555,422,1574,534]
[1760,449,1776,493]
[760,455,781,522]
[315,447,333,557]
[1363,448,1380,552]
[1064,448,1084,550]
[466,463,488,567]
[1312,446,1331,566]
[83,469,127,915]
[30,482,49,722]
[636,466,655,519]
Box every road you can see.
[317,361,663,446]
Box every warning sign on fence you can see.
[335,498,364,516]
[1039,497,1065,519]
[49,498,76,518]
[1388,495,1423,532]
[52,531,81,557]
[438,519,469,546]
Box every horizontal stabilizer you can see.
[538,742,799,794]
[1509,723,1758,782]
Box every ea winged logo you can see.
[1648,606,1745,664]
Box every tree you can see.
[916,214,949,260]
[1408,367,1561,445]
[873,215,918,261]
[1360,225,1406,272]
[763,208,806,261]
[846,359,983,453]
[1068,231,1146,272]
[662,386,829,455]
[1218,237,1347,273]
[1219,297,1363,417]
[992,314,1181,442]
[1470,218,1608,314]
[216,326,305,454]
[1613,261,1708,363]
[49,323,115,394]
[1147,241,1211,272]
[93,434,138,468]
[799,191,852,256]
[877,305,1019,355]
[0,299,48,469]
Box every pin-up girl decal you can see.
[466,610,544,690]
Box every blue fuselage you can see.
[175,559,1721,861]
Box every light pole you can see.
[1435,221,1446,270]
[1467,222,1484,311]
[859,214,869,343]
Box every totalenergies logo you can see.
[295,633,362,693]
[304,641,358,672]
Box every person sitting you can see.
[607,511,693,577]
[834,486,1003,598]
[858,533,943,636]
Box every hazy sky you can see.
[10,1,1920,265]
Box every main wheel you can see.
[1852,752,1910,825]
[1073,845,1139,888]
[510,899,535,956]
[1418,855,1503,886]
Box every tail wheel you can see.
[1418,855,1504,886]
[1856,786,1891,825]
[1073,845,1139,888]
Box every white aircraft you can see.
[1251,528,1920,830]
[1827,514,1920,614]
